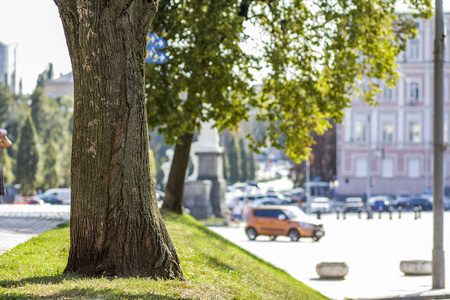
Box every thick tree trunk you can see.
[55,0,183,279]
[162,132,194,214]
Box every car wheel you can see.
[312,236,321,242]
[269,235,277,241]
[288,229,300,242]
[246,227,258,241]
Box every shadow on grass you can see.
[1,286,192,300]
[0,276,193,300]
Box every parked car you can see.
[344,197,363,212]
[309,197,330,213]
[407,197,433,211]
[245,205,325,242]
[394,192,412,207]
[251,198,284,207]
[35,188,71,205]
[368,195,393,211]
[28,198,44,205]
[40,196,62,205]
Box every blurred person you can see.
[232,198,242,224]
[242,199,251,222]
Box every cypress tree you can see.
[228,136,241,184]
[0,147,14,185]
[16,115,39,195]
[42,131,59,190]
[248,149,256,181]
[222,151,230,182]
[239,138,248,182]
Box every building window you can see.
[355,120,366,142]
[355,158,367,178]
[382,121,394,143]
[382,86,393,101]
[408,158,420,178]
[408,121,421,143]
[409,39,420,61]
[409,82,420,104]
[382,158,394,178]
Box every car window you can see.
[269,209,284,219]
[254,210,271,218]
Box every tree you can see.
[239,138,248,182]
[146,0,431,214]
[41,131,59,190]
[248,149,256,181]
[146,0,253,213]
[54,1,182,279]
[16,115,39,195]
[228,136,241,184]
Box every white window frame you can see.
[408,121,421,143]
[354,115,367,143]
[382,120,394,143]
[409,38,420,61]
[409,81,420,104]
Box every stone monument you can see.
[183,120,227,218]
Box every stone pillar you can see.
[196,151,227,217]
[183,180,212,219]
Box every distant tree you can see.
[248,149,256,181]
[222,152,230,182]
[41,131,59,190]
[16,115,39,195]
[228,136,241,184]
[36,63,53,88]
[239,138,248,182]
[0,83,13,123]
[0,147,14,185]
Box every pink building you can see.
[337,13,450,199]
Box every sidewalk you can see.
[0,204,70,256]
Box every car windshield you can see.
[283,207,308,219]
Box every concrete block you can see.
[400,260,432,276]
[316,262,349,279]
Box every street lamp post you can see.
[433,0,445,289]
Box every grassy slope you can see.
[0,211,328,300]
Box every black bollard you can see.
[358,207,362,219]
[389,207,393,220]
[343,210,346,220]
[316,210,322,220]
[378,207,383,219]
[414,207,418,220]
[418,206,422,218]
[337,208,340,220]
[398,206,402,219]
[367,207,372,220]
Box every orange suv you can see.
[245,205,324,242]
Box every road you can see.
[210,211,450,300]
[0,204,70,255]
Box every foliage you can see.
[145,0,255,143]
[0,147,14,184]
[16,115,39,195]
[0,212,328,300]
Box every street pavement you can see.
[3,204,450,299]
[210,211,450,300]
[0,204,70,255]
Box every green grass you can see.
[0,211,328,299]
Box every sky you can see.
[0,0,71,94]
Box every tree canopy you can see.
[146,0,432,162]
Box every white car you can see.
[310,197,330,213]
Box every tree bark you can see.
[54,0,183,279]
[162,132,194,214]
